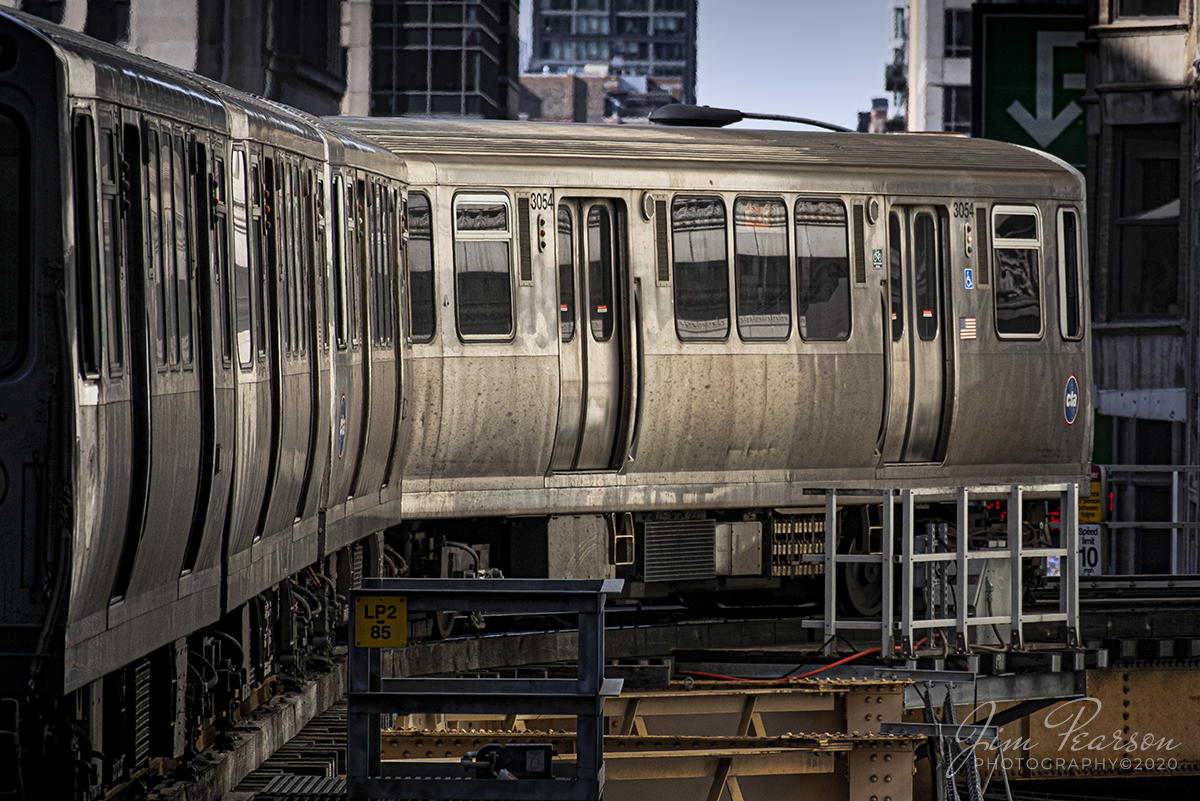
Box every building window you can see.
[944,9,971,58]
[893,6,906,39]
[1111,124,1179,318]
[1113,0,1179,18]
[942,85,971,134]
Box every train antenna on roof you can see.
[649,103,851,133]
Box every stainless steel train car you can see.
[341,115,1091,604]
[0,7,1091,797]
[0,12,406,797]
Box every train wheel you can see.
[842,539,884,617]
[432,610,455,639]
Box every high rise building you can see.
[527,0,696,105]
[365,0,520,118]
[901,0,973,133]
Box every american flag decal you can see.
[959,317,977,340]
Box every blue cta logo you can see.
[1063,375,1079,425]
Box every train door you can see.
[549,199,623,471]
[880,206,946,463]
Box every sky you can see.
[519,0,896,132]
[695,0,894,131]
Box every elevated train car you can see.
[0,7,1092,797]
[0,11,405,797]
[341,116,1092,601]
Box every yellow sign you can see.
[354,595,407,648]
[1079,464,1105,524]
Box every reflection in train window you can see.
[454,194,513,338]
[557,205,575,342]
[407,192,435,342]
[992,205,1042,337]
[672,195,729,341]
[734,197,790,340]
[795,199,850,341]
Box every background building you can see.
[7,0,349,115]
[526,0,696,107]
[362,0,520,118]
[902,0,973,133]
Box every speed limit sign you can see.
[1079,523,1101,576]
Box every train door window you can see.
[251,162,267,359]
[795,199,851,341]
[991,205,1042,337]
[912,211,940,341]
[407,191,435,342]
[733,197,790,340]
[888,212,904,341]
[332,176,348,349]
[672,195,729,341]
[172,134,192,366]
[231,150,253,367]
[0,110,26,375]
[587,206,614,342]
[100,126,124,374]
[293,165,307,355]
[212,155,232,366]
[312,173,328,354]
[1058,208,1083,340]
[160,131,182,368]
[72,114,101,377]
[557,204,575,342]
[145,128,170,368]
[453,193,514,338]
[352,179,365,347]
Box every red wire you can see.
[675,637,928,683]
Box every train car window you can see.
[588,206,614,342]
[231,151,254,367]
[1058,208,1083,340]
[172,135,192,366]
[407,192,435,343]
[0,111,25,374]
[912,212,940,341]
[733,197,790,341]
[212,155,232,366]
[453,194,514,338]
[312,174,328,354]
[145,129,168,368]
[795,199,851,341]
[72,115,102,377]
[672,195,729,341]
[252,164,267,359]
[100,128,124,373]
[332,176,347,349]
[992,206,1042,337]
[557,205,575,342]
[888,212,903,341]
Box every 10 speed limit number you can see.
[354,595,407,648]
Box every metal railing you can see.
[1101,464,1200,575]
[805,484,1080,658]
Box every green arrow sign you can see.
[975,9,1087,167]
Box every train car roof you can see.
[337,116,1079,182]
[2,10,226,129]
